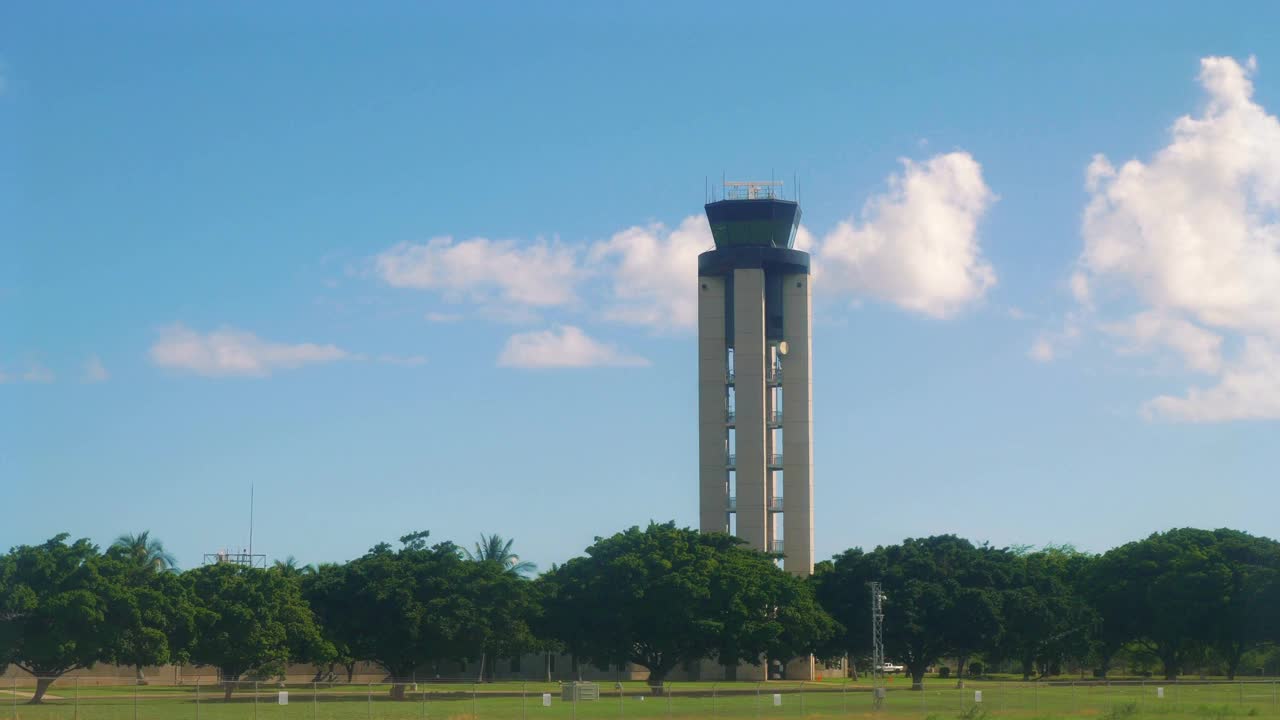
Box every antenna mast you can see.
[871,581,886,710]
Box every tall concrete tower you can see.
[698,181,813,577]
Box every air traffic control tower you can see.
[698,181,814,577]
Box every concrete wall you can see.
[781,272,814,576]
[732,268,768,551]
[698,275,730,533]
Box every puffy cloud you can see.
[589,215,712,332]
[497,326,648,369]
[815,152,997,317]
[150,324,348,377]
[375,237,579,307]
[83,355,109,383]
[1102,311,1223,375]
[1145,339,1280,422]
[371,156,996,338]
[23,362,54,383]
[1076,56,1280,421]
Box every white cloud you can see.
[497,326,648,369]
[589,215,712,332]
[1102,311,1223,374]
[375,237,579,307]
[1076,56,1280,421]
[83,355,109,383]
[377,354,427,367]
[23,362,54,383]
[1029,337,1056,363]
[815,152,997,318]
[1144,338,1280,422]
[1029,315,1082,363]
[150,324,349,377]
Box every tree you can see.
[1208,530,1280,679]
[111,531,178,574]
[1090,529,1228,680]
[815,536,1003,690]
[307,531,482,699]
[539,522,834,689]
[300,563,358,683]
[464,534,537,577]
[946,587,1002,686]
[271,557,314,579]
[0,535,131,703]
[459,555,539,682]
[993,547,1096,680]
[185,563,332,699]
[100,557,196,685]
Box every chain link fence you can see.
[4,677,1278,719]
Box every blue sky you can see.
[3,2,1279,571]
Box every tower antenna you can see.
[871,582,886,710]
[248,483,254,560]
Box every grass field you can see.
[4,679,1278,720]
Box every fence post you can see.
[619,678,625,718]
[842,680,847,717]
[800,681,806,717]
[522,682,527,720]
[756,682,762,719]
[254,681,259,720]
[712,682,717,720]
[367,682,373,720]
[135,678,139,720]
[313,681,318,720]
[76,676,81,720]
[472,682,478,720]
[196,676,201,720]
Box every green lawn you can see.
[3,679,1278,720]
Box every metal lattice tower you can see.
[870,582,886,709]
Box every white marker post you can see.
[278,691,289,705]
[1157,688,1165,699]
[543,693,552,707]
[974,691,983,703]
[773,694,782,706]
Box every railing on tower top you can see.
[770,539,785,554]
[768,453,784,467]
[723,180,784,201]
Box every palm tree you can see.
[272,556,313,578]
[463,534,536,576]
[111,531,178,573]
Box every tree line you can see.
[1,524,1277,704]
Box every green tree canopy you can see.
[539,522,834,688]
[305,531,502,699]
[992,546,1096,680]
[0,535,131,703]
[815,535,1005,690]
[185,563,332,699]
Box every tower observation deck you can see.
[697,181,814,578]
